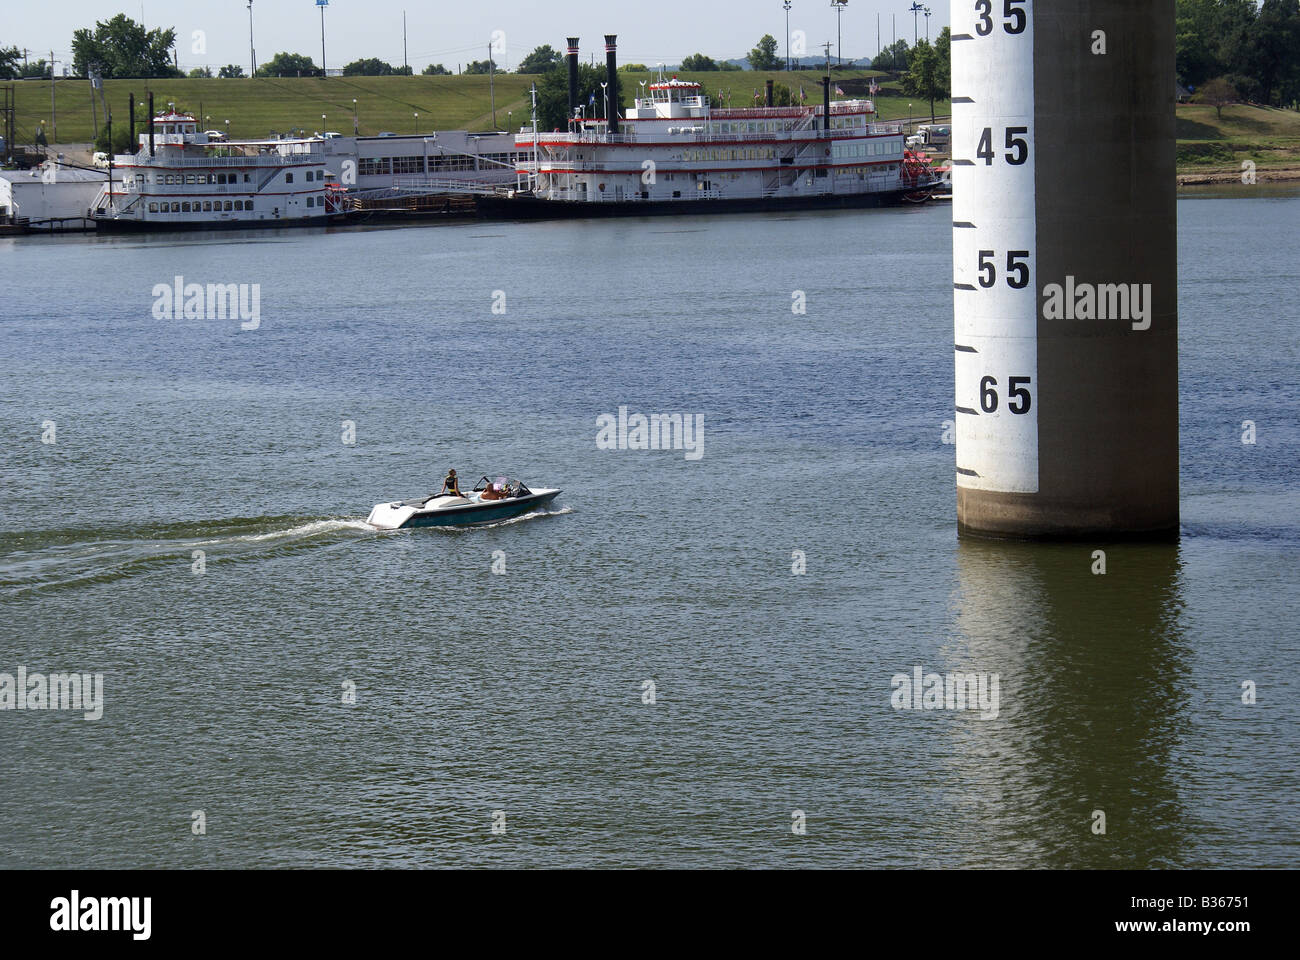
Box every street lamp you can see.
[831,1,848,67]
[924,6,932,41]
[784,1,793,72]
[909,2,923,46]
[413,112,418,133]
[352,98,358,136]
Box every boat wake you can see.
[0,507,572,594]
[0,515,374,595]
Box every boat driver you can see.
[440,469,463,498]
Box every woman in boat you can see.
[439,469,463,498]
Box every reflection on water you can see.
[948,540,1189,867]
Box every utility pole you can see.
[319,0,328,77]
[489,42,496,128]
[924,6,932,41]
[247,1,257,77]
[784,1,792,72]
[831,1,848,67]
[909,2,922,46]
[403,12,408,74]
[50,51,56,143]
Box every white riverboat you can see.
[93,111,338,231]
[481,70,937,219]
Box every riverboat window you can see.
[232,200,241,210]
[245,200,253,210]
[148,202,158,212]
[306,196,313,207]
[285,173,293,183]
[393,156,423,174]
[202,201,210,211]
[171,202,180,212]
[244,174,250,182]
[224,201,233,211]
[181,202,191,212]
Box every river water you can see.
[1,191,1296,868]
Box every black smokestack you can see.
[821,76,831,131]
[566,38,579,123]
[148,91,154,156]
[765,79,774,107]
[128,92,135,153]
[605,34,618,134]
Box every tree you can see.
[256,52,319,77]
[343,57,395,76]
[0,46,19,79]
[872,39,910,73]
[188,66,212,78]
[536,62,622,130]
[748,34,782,70]
[901,37,948,121]
[680,53,718,71]
[463,59,495,75]
[21,58,51,79]
[1196,75,1239,118]
[1249,0,1300,105]
[393,65,413,75]
[517,44,562,74]
[218,64,245,79]
[93,123,136,155]
[71,13,178,78]
[621,63,649,72]
[423,63,450,76]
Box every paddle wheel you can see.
[901,148,938,203]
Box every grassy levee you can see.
[11,70,943,144]
[1175,103,1300,172]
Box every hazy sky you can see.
[10,1,952,73]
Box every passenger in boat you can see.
[480,478,506,501]
[439,469,463,498]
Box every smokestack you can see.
[567,38,580,122]
[128,92,135,153]
[765,79,774,108]
[821,76,830,131]
[604,34,619,134]
[147,91,154,156]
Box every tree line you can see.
[1177,0,1300,107]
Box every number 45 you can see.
[977,127,1029,166]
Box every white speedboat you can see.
[366,476,561,530]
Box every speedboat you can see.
[366,476,561,530]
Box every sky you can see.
[8,1,952,74]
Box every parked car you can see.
[204,130,227,142]
[92,151,110,168]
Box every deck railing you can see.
[122,150,322,168]
[526,123,901,148]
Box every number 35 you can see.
[975,0,1027,36]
